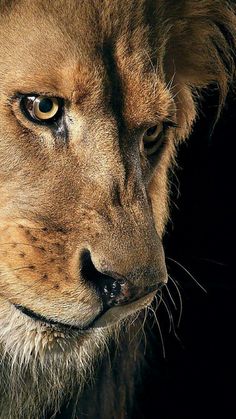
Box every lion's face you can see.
[0,0,234,361]
[0,1,173,355]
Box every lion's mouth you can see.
[13,290,157,331]
[93,290,157,327]
[13,304,89,332]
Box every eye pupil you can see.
[146,126,157,136]
[38,98,53,113]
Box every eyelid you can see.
[13,91,62,99]
[163,119,178,129]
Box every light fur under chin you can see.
[0,301,116,419]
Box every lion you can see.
[0,1,235,418]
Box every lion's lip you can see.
[13,289,157,331]
[93,290,157,328]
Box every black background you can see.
[137,91,236,419]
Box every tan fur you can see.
[0,1,235,418]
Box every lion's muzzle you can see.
[80,249,165,309]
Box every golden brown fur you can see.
[0,1,235,418]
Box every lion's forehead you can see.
[0,0,172,128]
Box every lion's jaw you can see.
[0,298,114,418]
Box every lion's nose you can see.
[80,250,165,309]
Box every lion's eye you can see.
[143,124,163,156]
[21,95,61,123]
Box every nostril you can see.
[80,250,125,308]
[80,250,165,309]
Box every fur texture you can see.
[0,1,235,418]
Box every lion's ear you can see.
[163,1,236,115]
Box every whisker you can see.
[196,257,228,267]
[160,297,172,333]
[167,257,207,293]
[0,274,41,299]
[148,306,166,359]
[0,265,35,274]
[128,309,148,348]
[0,266,60,300]
[141,307,148,355]
[161,296,182,342]
[166,71,176,91]
[154,291,163,310]
[151,292,163,328]
[0,282,41,300]
[7,220,46,231]
[171,88,183,101]
[0,242,45,251]
[164,284,177,310]
[168,274,183,328]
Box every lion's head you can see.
[0,1,235,412]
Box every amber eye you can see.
[21,95,61,123]
[143,124,163,156]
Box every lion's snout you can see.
[80,249,165,309]
[77,207,168,310]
